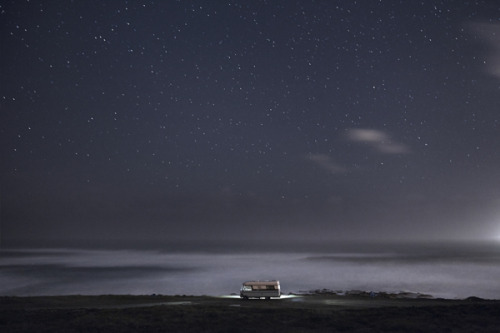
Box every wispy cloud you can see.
[469,22,500,79]
[345,129,410,154]
[307,154,347,174]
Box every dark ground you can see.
[1,294,500,332]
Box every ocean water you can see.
[1,241,499,299]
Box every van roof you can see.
[242,280,279,286]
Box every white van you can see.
[240,280,281,299]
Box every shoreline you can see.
[2,289,497,301]
[2,291,499,309]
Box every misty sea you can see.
[1,240,499,299]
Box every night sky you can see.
[1,1,500,246]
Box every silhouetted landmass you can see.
[1,294,499,332]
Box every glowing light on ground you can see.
[218,295,241,299]
[218,294,302,299]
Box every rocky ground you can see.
[1,293,500,332]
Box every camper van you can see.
[240,280,281,299]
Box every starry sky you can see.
[1,0,500,247]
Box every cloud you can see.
[307,154,347,174]
[469,22,500,79]
[345,129,409,154]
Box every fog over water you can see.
[1,241,499,299]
